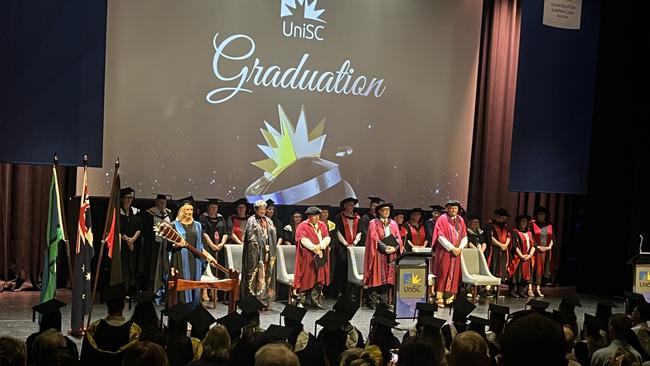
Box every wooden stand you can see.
[167,264,240,313]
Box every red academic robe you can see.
[408,223,427,247]
[431,214,467,294]
[293,220,330,292]
[363,218,403,288]
[507,229,535,282]
[531,221,554,281]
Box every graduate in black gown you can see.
[424,205,445,245]
[199,198,229,301]
[163,303,203,366]
[80,285,141,366]
[333,296,365,349]
[227,198,249,245]
[129,291,165,347]
[119,187,142,293]
[26,299,78,365]
[331,197,361,298]
[368,307,401,366]
[281,304,321,365]
[282,211,303,246]
[360,196,384,246]
[141,194,172,290]
[265,199,284,245]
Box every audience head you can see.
[0,336,26,366]
[32,329,78,366]
[500,312,566,366]
[609,314,632,341]
[448,330,489,366]
[254,343,299,366]
[631,303,650,326]
[121,341,169,366]
[101,285,127,316]
[363,345,383,366]
[397,337,436,366]
[201,325,231,365]
[563,324,576,353]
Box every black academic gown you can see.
[80,318,141,366]
[141,207,172,290]
[26,330,78,365]
[120,206,143,291]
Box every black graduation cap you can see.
[465,213,481,222]
[467,316,492,336]
[515,214,532,223]
[340,197,359,207]
[233,198,249,207]
[367,196,385,204]
[624,291,647,314]
[559,297,582,314]
[391,210,406,219]
[206,198,224,205]
[414,302,437,320]
[164,303,193,322]
[596,301,616,320]
[553,310,574,326]
[373,304,396,320]
[120,187,135,197]
[136,291,156,305]
[375,202,394,212]
[584,313,607,332]
[445,200,461,208]
[32,298,66,322]
[526,299,551,312]
[281,304,307,323]
[155,194,171,200]
[188,306,217,339]
[429,205,445,213]
[100,284,127,303]
[316,311,347,332]
[494,208,511,217]
[374,316,399,328]
[452,296,477,323]
[262,324,293,341]
[177,195,195,207]
[305,206,321,216]
[217,312,249,334]
[409,207,425,215]
[488,304,510,319]
[333,297,359,321]
[421,316,446,330]
[238,296,265,314]
[265,199,276,207]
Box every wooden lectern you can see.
[167,263,240,313]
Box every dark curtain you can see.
[0,163,75,291]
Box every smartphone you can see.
[390,350,399,364]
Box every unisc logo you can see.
[280,0,326,41]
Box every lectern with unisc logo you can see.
[627,235,650,302]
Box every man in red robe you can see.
[293,206,330,309]
[363,202,403,309]
[431,200,468,307]
[332,197,361,298]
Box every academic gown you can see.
[199,213,228,277]
[120,206,142,290]
[293,220,330,292]
[141,207,172,289]
[484,222,511,281]
[227,215,248,243]
[26,330,78,364]
[508,229,535,284]
[405,222,427,251]
[241,215,277,302]
[80,318,141,366]
[331,212,361,293]
[531,221,554,283]
[431,214,467,294]
[363,218,403,288]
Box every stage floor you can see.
[0,287,623,349]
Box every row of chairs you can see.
[214,244,500,304]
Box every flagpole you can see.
[54,153,74,291]
[87,157,119,329]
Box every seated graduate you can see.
[441,295,476,350]
[315,310,349,366]
[403,302,438,341]
[418,316,448,366]
[238,296,266,333]
[163,303,203,366]
[187,306,217,340]
[31,329,79,366]
[216,312,249,349]
[27,298,78,365]
[280,305,314,359]
[486,303,510,351]
[368,305,401,366]
[130,291,165,346]
[80,285,141,366]
[186,324,231,366]
[333,296,365,349]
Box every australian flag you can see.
[71,166,94,334]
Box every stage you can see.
[0,287,623,348]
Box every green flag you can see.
[40,166,66,303]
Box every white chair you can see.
[411,247,436,299]
[224,244,243,278]
[347,246,365,305]
[276,245,296,303]
[460,247,501,303]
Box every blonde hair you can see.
[176,202,194,221]
[201,325,230,363]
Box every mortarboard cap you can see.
[596,302,616,320]
[316,311,347,332]
[100,284,127,304]
[409,208,425,215]
[624,291,647,314]
[375,202,394,212]
[188,306,217,339]
[584,313,607,332]
[340,197,359,207]
[415,302,437,320]
[32,298,66,322]
[429,205,445,213]
[238,296,265,314]
[515,214,532,223]
[262,324,293,341]
[467,315,492,333]
[217,312,249,334]
[164,303,193,322]
[488,303,510,318]
[305,206,321,216]
[391,210,406,218]
[120,187,135,197]
[234,198,249,207]
[281,304,307,323]
[265,199,276,207]
[368,196,384,204]
[135,291,156,305]
[553,309,574,326]
[373,304,396,320]
[445,200,461,208]
[421,316,446,330]
[453,296,477,323]
[206,198,224,205]
[155,194,171,200]
[526,299,550,312]
[466,213,481,221]
[333,297,359,321]
[559,297,582,314]
[494,208,511,217]
[373,316,399,328]
[177,196,195,207]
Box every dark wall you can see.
[0,1,107,167]
[509,0,602,194]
